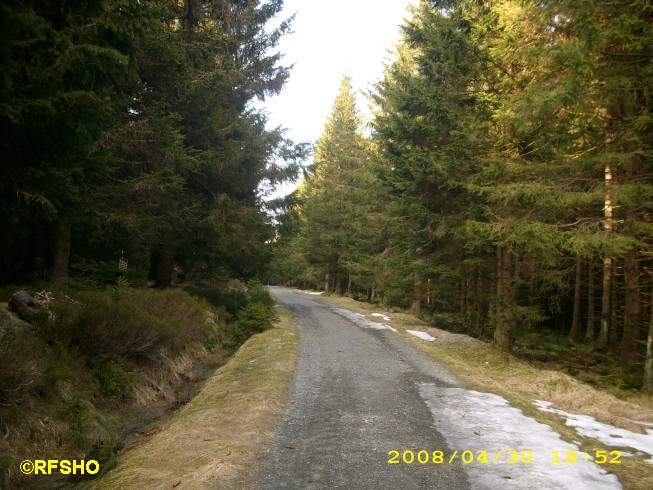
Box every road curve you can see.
[256,287,470,490]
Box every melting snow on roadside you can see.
[308,292,323,295]
[418,385,621,489]
[330,307,397,332]
[534,400,653,463]
[406,330,436,342]
[371,312,391,321]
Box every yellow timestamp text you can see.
[387,449,622,465]
[551,450,621,465]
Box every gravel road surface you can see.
[256,287,470,490]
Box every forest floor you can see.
[311,291,653,490]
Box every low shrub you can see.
[238,302,273,335]
[92,361,137,398]
[246,280,275,307]
[36,288,211,362]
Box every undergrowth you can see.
[0,279,276,488]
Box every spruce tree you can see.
[298,75,378,293]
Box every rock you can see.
[9,291,41,308]
[8,291,48,324]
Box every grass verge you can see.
[310,291,653,490]
[83,302,298,490]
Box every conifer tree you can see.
[298,75,378,292]
[0,0,304,286]
[0,0,154,282]
[372,0,495,314]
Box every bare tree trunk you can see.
[494,245,514,352]
[610,260,620,348]
[643,284,653,393]
[460,277,466,315]
[528,256,539,305]
[599,155,614,348]
[336,276,344,294]
[496,244,504,301]
[600,256,613,348]
[51,222,71,280]
[155,244,174,289]
[411,274,422,313]
[569,256,583,341]
[183,0,197,34]
[586,259,596,339]
[621,248,641,375]
[324,272,331,293]
[347,275,353,293]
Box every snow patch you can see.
[419,385,621,489]
[406,329,436,342]
[308,292,323,295]
[370,312,391,321]
[617,417,653,429]
[534,400,653,463]
[330,307,398,332]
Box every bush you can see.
[92,361,137,397]
[238,302,272,334]
[246,280,275,307]
[37,288,212,362]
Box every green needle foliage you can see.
[286,75,384,293]
[0,0,305,286]
[276,0,653,390]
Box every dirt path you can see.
[258,288,622,490]
[257,287,469,489]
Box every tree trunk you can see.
[324,272,331,293]
[528,256,539,306]
[599,255,612,348]
[155,244,174,289]
[586,259,596,339]
[335,275,344,294]
[411,274,422,313]
[183,0,197,34]
[51,221,71,280]
[643,284,653,393]
[610,260,620,348]
[496,244,504,300]
[494,245,514,352]
[599,155,614,348]
[621,248,641,375]
[569,256,583,341]
[347,275,353,293]
[459,273,466,314]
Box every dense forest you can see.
[0,2,303,485]
[0,0,305,288]
[272,0,653,390]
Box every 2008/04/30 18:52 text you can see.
[387,449,622,465]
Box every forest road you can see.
[255,287,470,490]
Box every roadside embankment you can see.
[84,302,298,489]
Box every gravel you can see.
[255,287,470,490]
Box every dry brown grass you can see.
[311,291,653,490]
[83,303,298,490]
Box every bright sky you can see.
[263,0,418,188]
